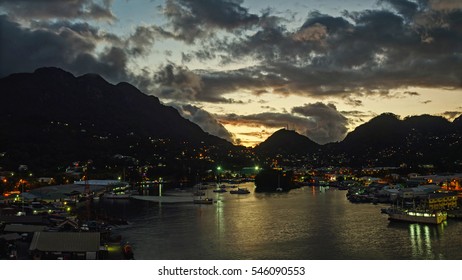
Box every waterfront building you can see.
[427,193,458,210]
[29,232,101,260]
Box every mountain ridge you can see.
[1,67,461,172]
[255,112,462,170]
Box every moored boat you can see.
[193,197,214,204]
[387,208,447,224]
[230,188,250,194]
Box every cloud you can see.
[126,25,159,57]
[441,110,462,120]
[173,104,234,143]
[4,0,462,104]
[157,0,259,43]
[188,2,462,101]
[428,0,462,11]
[0,15,129,81]
[340,110,378,127]
[219,111,311,129]
[379,0,419,19]
[403,91,420,96]
[218,102,349,144]
[152,63,278,103]
[153,64,205,101]
[344,97,363,107]
[0,14,167,85]
[291,102,348,144]
[0,0,116,22]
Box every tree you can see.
[255,168,295,192]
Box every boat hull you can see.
[213,189,227,193]
[194,198,214,204]
[230,188,250,194]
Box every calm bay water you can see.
[95,183,461,260]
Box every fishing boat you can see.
[387,208,447,224]
[230,188,250,194]
[193,197,214,204]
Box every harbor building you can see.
[427,193,458,211]
[29,232,102,260]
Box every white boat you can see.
[193,197,214,204]
[230,188,250,194]
[387,208,447,224]
[103,191,131,199]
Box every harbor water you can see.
[93,183,461,260]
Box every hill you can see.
[335,113,462,169]
[254,129,320,156]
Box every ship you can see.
[387,208,447,224]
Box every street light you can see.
[216,166,222,185]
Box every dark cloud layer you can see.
[158,0,259,43]
[153,63,263,103]
[0,15,127,81]
[0,0,116,21]
[4,0,460,100]
[187,0,462,100]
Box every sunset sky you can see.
[1,0,461,146]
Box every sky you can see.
[1,0,461,147]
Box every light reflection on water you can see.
[408,222,446,259]
[94,183,462,260]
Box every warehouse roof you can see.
[29,232,100,252]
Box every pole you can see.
[21,180,24,214]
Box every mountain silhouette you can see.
[336,113,461,168]
[0,67,233,171]
[254,129,320,156]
